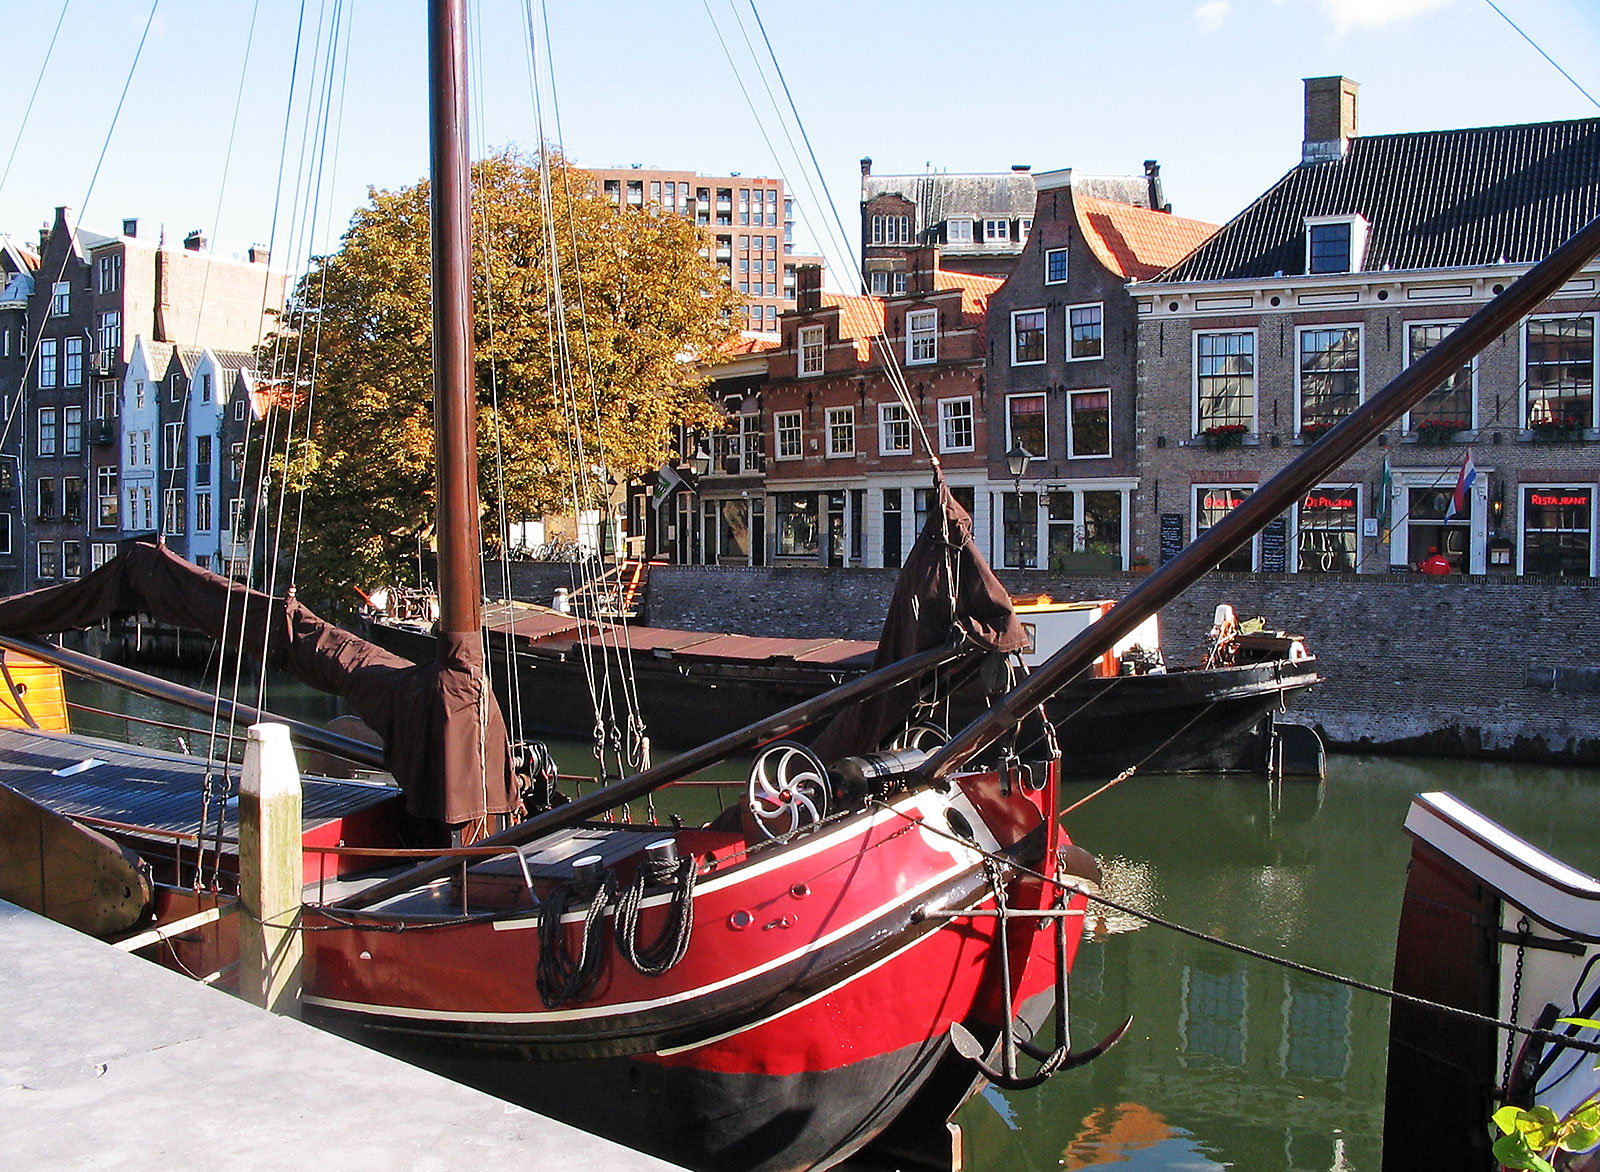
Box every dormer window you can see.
[1305,215,1367,275]
[946,218,973,244]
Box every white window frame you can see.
[163,421,185,468]
[38,339,57,388]
[1402,319,1476,433]
[939,397,974,454]
[946,218,973,244]
[1304,214,1368,275]
[1522,313,1596,432]
[774,410,803,460]
[51,282,70,316]
[1066,389,1112,459]
[63,405,82,456]
[1011,308,1046,366]
[878,402,913,456]
[1044,248,1069,285]
[163,488,186,535]
[37,540,58,580]
[1018,218,1032,242]
[98,253,121,294]
[798,324,824,377]
[96,466,118,528]
[37,407,57,456]
[906,309,937,365]
[1066,302,1104,361]
[1193,329,1259,434]
[825,406,855,458]
[64,337,83,386]
[869,271,888,296]
[1006,391,1048,462]
[1295,323,1363,432]
[983,218,1009,243]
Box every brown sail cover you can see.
[0,541,517,825]
[812,475,1027,761]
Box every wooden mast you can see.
[428,0,481,646]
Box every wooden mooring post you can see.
[239,723,303,1015]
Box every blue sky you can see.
[1,0,1597,283]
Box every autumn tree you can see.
[260,149,736,611]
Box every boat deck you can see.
[0,725,399,846]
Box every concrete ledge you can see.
[0,900,681,1171]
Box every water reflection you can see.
[961,756,1600,1172]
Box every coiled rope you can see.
[615,855,697,977]
[536,871,616,1009]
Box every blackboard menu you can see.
[1260,516,1289,573]
[1159,513,1184,565]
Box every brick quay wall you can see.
[506,563,1600,764]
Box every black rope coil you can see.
[536,872,616,1009]
[615,855,697,977]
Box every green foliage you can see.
[1490,1019,1600,1170]
[262,148,737,611]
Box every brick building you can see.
[1134,77,1600,580]
[756,255,1001,568]
[586,166,823,336]
[985,168,1216,571]
[0,237,39,593]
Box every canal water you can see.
[61,672,1600,1169]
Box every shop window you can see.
[1406,485,1469,573]
[1195,486,1254,572]
[1522,485,1593,577]
[882,488,903,569]
[775,492,819,558]
[1296,485,1359,573]
[1001,491,1038,569]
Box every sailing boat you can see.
[3,6,1600,1172]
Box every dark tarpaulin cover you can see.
[812,476,1027,762]
[0,541,517,825]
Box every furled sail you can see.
[0,540,518,826]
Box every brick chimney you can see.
[122,218,138,238]
[248,244,270,265]
[1303,76,1358,164]
[906,246,940,296]
[1144,160,1171,214]
[796,264,823,314]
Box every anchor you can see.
[946,869,1132,1091]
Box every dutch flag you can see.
[1447,450,1477,520]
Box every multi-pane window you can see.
[946,219,973,244]
[196,435,212,486]
[90,542,115,571]
[96,467,118,528]
[195,491,213,533]
[1068,391,1110,457]
[798,325,824,376]
[98,311,121,353]
[52,282,70,316]
[38,339,57,387]
[1045,248,1068,284]
[1523,486,1594,577]
[134,380,147,410]
[139,486,153,529]
[1018,218,1032,242]
[984,218,1009,242]
[1068,304,1103,360]
[163,488,186,535]
[1308,220,1354,274]
[1525,316,1594,430]
[65,338,83,386]
[1405,322,1474,432]
[1196,332,1255,431]
[870,215,911,246]
[869,272,888,296]
[1011,309,1045,365]
[1007,392,1047,460]
[62,540,81,579]
[163,422,185,466]
[63,406,82,455]
[37,477,57,519]
[37,541,58,580]
[1001,492,1038,569]
[95,379,118,420]
[98,253,121,293]
[939,397,974,453]
[878,402,912,455]
[1298,327,1361,430]
[774,410,803,460]
[1297,486,1359,573]
[825,406,854,457]
[37,408,57,456]
[906,309,937,364]
[62,477,82,522]
[1196,486,1254,572]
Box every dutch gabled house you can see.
[119,337,171,553]
[759,256,1000,568]
[182,348,255,573]
[985,168,1217,572]
[1134,77,1600,579]
[0,237,38,593]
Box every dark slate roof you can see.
[1160,116,1600,282]
[864,173,1038,220]
[208,348,256,374]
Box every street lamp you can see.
[688,441,713,479]
[1006,443,1031,492]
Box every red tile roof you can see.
[933,270,1005,315]
[821,292,887,360]
[1075,196,1219,280]
[720,335,780,357]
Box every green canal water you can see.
[63,673,1600,1170]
